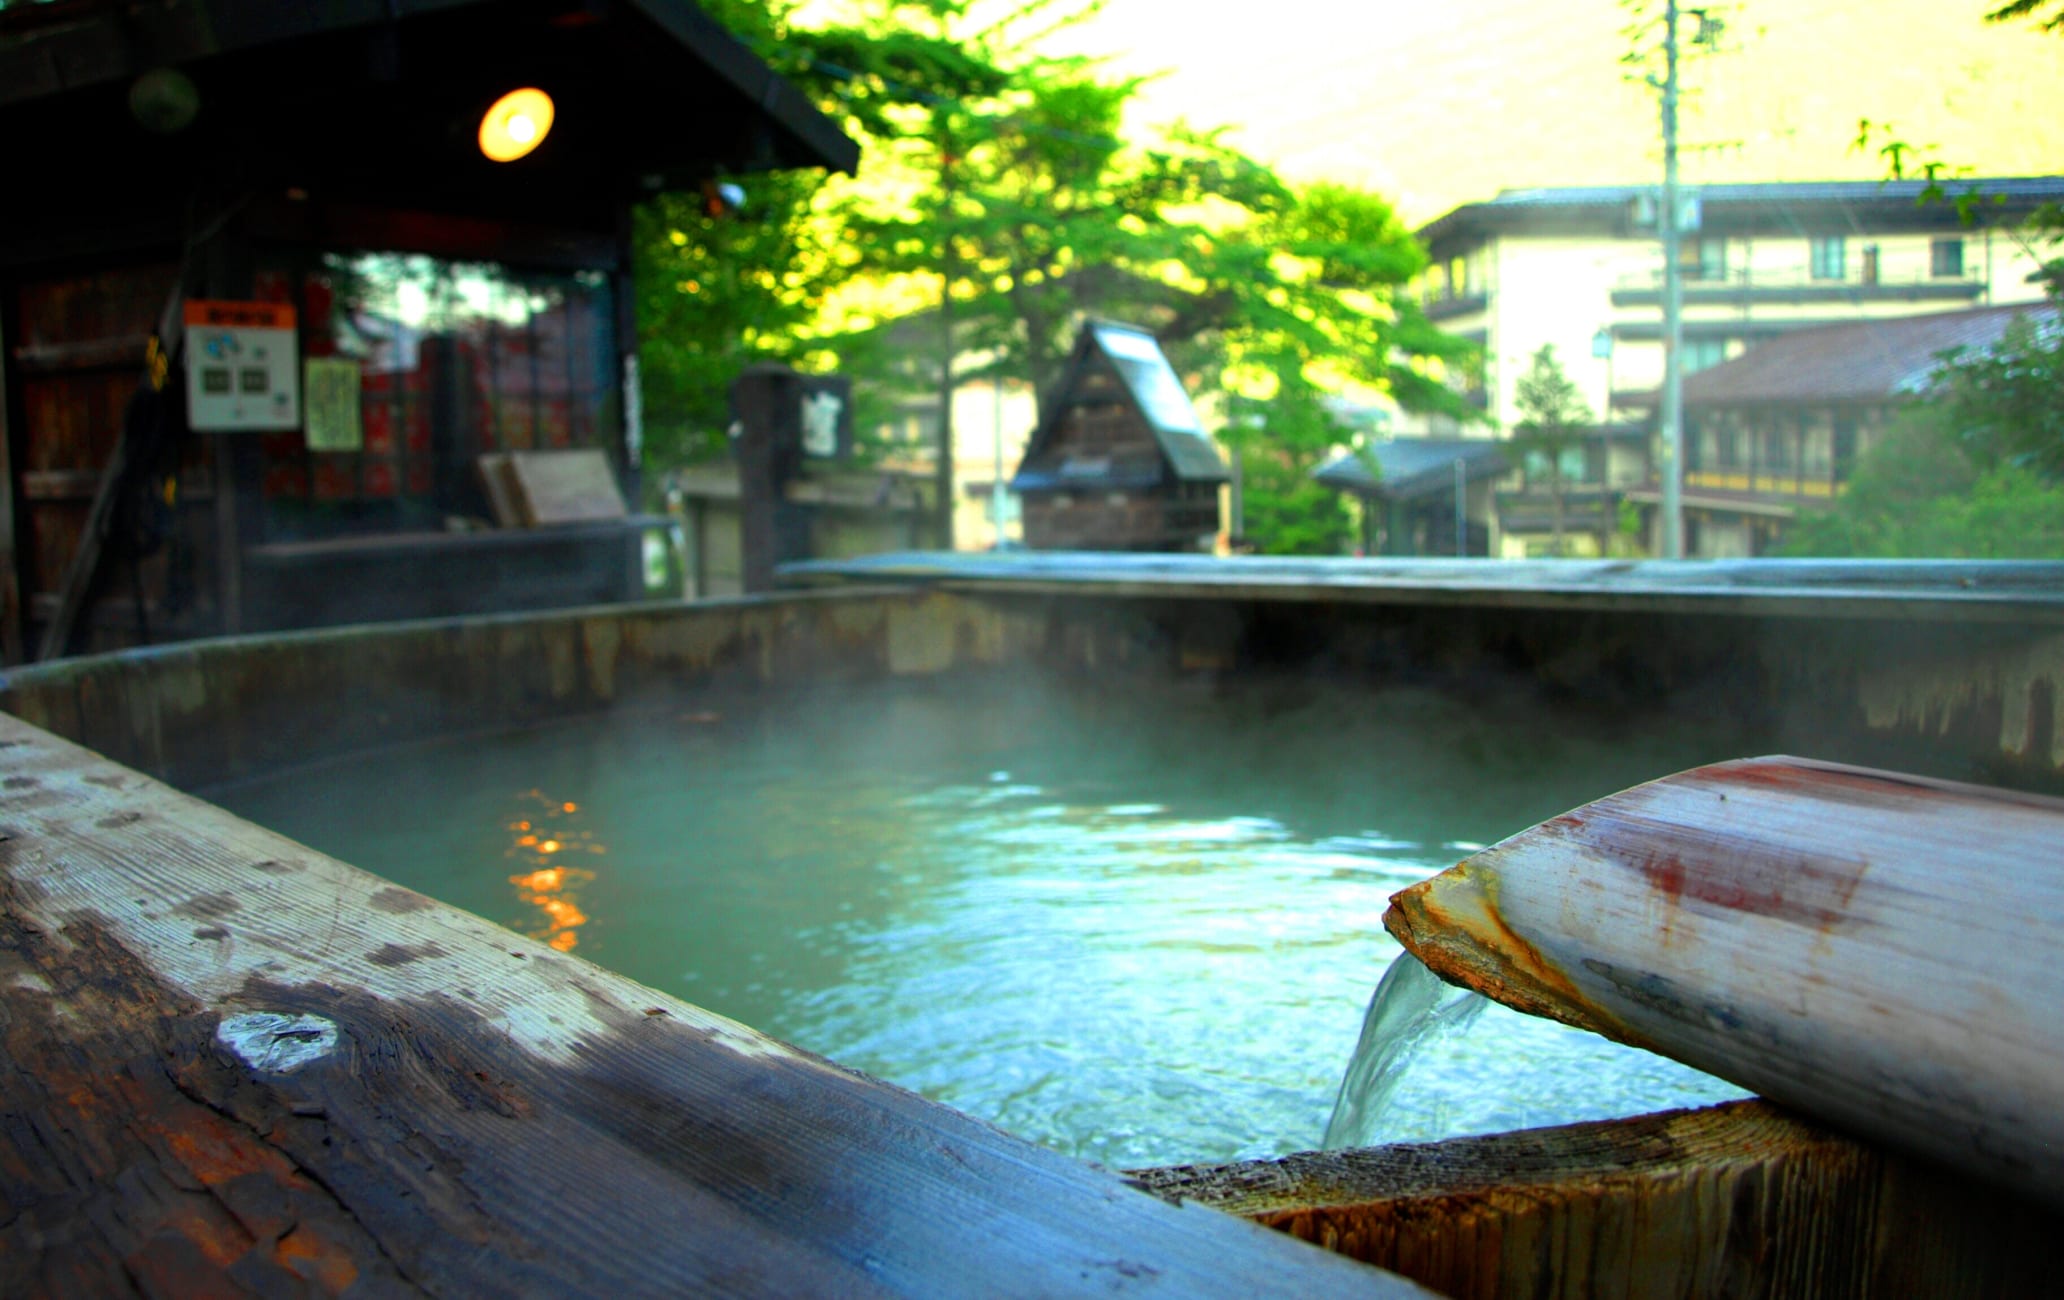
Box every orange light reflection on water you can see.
[504,788,606,952]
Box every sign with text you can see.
[184,300,300,431]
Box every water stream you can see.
[1322,952,1488,1149]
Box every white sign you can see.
[800,389,845,457]
[184,301,300,432]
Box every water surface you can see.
[216,672,1748,1168]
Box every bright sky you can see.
[1034,0,2064,225]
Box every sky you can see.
[1032,0,2064,225]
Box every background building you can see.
[1413,177,2063,432]
[1624,302,2062,557]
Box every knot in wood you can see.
[216,1011,339,1073]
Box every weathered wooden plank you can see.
[1385,755,2064,1208]
[0,713,1420,1297]
[1133,1099,2062,1299]
[504,449,628,526]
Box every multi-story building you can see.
[1626,302,2060,558]
[1405,176,2062,557]
[1414,177,2061,431]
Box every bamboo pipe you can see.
[1384,755,2064,1207]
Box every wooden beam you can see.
[0,713,1421,1297]
[0,297,18,664]
[1132,1100,2062,1299]
[1385,755,2064,1209]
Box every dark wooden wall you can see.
[3,264,225,656]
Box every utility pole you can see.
[934,102,958,552]
[990,374,1009,548]
[1656,0,1686,559]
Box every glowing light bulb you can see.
[479,88,554,162]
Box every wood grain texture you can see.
[1132,1100,2063,1299]
[0,712,1419,1297]
[1385,755,2064,1208]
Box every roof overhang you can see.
[0,0,858,245]
[1416,179,2064,257]
[1315,442,1511,502]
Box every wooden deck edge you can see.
[779,552,2064,626]
[1130,1100,2064,1299]
[0,712,1421,1297]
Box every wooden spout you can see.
[1382,755,2064,1208]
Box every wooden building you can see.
[1010,322,1228,552]
[0,0,856,661]
[1620,302,2060,557]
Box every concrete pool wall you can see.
[2,558,2061,1296]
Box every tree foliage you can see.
[1986,0,2064,35]
[1510,345,1593,557]
[1221,391,1355,556]
[631,0,1021,468]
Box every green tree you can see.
[632,0,1014,474]
[1510,345,1593,557]
[1220,391,1355,556]
[1986,0,2064,34]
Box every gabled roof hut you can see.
[1009,322,1228,552]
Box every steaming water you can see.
[214,673,1746,1168]
[1322,951,1488,1150]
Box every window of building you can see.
[1810,236,1846,280]
[1683,337,1730,372]
[1715,423,1741,468]
[1931,237,1965,278]
[1763,421,1798,475]
[1679,237,1726,281]
[1521,445,1592,484]
[1802,414,1835,477]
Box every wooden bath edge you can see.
[1129,1099,2062,1298]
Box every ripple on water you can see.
[217,674,1755,1168]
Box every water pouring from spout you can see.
[1322,949,1487,1150]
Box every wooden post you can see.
[0,291,20,664]
[1385,755,2064,1208]
[730,365,791,594]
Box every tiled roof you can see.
[1670,303,2061,406]
[1314,439,1510,502]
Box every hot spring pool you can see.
[214,672,1749,1168]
